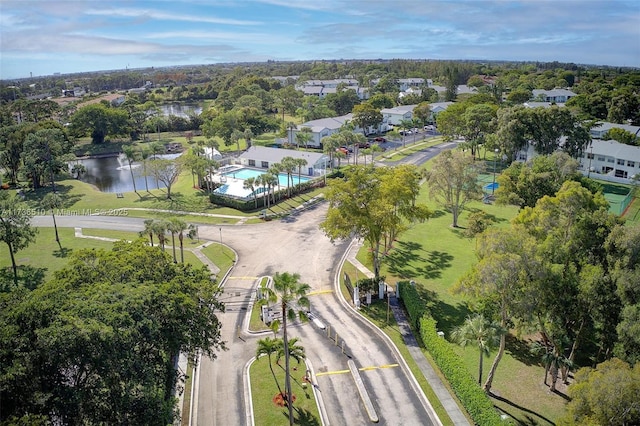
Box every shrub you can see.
[419,316,503,425]
[397,280,426,329]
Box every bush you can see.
[419,316,503,425]
[397,280,426,329]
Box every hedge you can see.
[419,316,503,425]
[397,280,426,329]
[397,280,503,425]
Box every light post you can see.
[219,227,222,251]
[587,143,593,178]
[492,148,499,195]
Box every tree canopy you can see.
[320,165,430,279]
[0,239,225,424]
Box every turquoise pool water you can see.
[223,167,311,186]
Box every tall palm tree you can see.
[280,157,297,198]
[262,272,310,426]
[243,177,258,208]
[140,219,156,246]
[165,219,180,263]
[154,221,167,252]
[122,145,140,193]
[169,218,189,263]
[256,337,284,395]
[139,146,151,192]
[276,337,306,366]
[451,314,503,385]
[42,192,62,249]
[294,158,308,193]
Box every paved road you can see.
[29,141,460,425]
[194,204,438,425]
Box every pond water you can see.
[157,103,203,118]
[72,153,181,193]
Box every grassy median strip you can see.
[250,357,321,426]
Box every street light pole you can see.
[219,227,222,251]
[492,148,499,195]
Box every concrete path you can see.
[345,239,471,426]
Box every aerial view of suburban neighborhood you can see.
[1,1,639,425]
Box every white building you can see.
[581,139,640,180]
[288,114,356,148]
[238,146,330,173]
[531,88,577,103]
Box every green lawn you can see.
[355,191,571,423]
[250,356,321,426]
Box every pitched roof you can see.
[381,105,416,115]
[300,114,353,132]
[590,139,640,161]
[239,146,326,164]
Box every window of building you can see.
[261,161,269,168]
[617,159,625,165]
[587,153,594,159]
[598,156,606,161]
[628,161,635,167]
[607,158,614,163]
[615,169,628,178]
[248,159,255,167]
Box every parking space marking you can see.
[308,289,334,296]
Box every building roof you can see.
[239,146,327,165]
[591,121,640,136]
[524,102,566,109]
[300,114,353,132]
[381,105,416,115]
[590,139,640,160]
[429,102,454,112]
[532,88,577,98]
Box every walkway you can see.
[345,239,471,426]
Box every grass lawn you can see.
[200,243,236,278]
[250,356,321,426]
[0,228,130,286]
[355,189,572,423]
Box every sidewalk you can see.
[345,240,471,426]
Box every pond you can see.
[157,103,203,118]
[72,153,182,193]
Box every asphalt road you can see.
[29,140,458,425]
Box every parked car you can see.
[357,142,370,149]
[336,147,349,155]
[374,137,386,143]
[399,130,412,136]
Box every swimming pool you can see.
[223,167,311,186]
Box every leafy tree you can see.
[69,103,129,144]
[505,89,532,104]
[455,228,544,393]
[367,93,395,109]
[495,152,581,208]
[21,128,73,190]
[320,165,430,279]
[412,102,432,127]
[351,103,382,135]
[260,272,310,426]
[0,192,38,287]
[0,240,225,424]
[325,89,360,116]
[451,314,504,384]
[604,127,639,146]
[560,358,640,425]
[427,150,483,227]
[147,158,183,199]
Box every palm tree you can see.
[42,192,62,249]
[168,218,189,263]
[262,272,310,426]
[280,157,297,198]
[140,219,156,246]
[165,219,180,263]
[295,127,313,149]
[154,220,167,252]
[243,177,258,208]
[294,158,307,193]
[256,337,284,395]
[276,336,306,366]
[531,341,574,391]
[139,146,151,192]
[265,173,279,206]
[451,314,503,385]
[122,145,140,193]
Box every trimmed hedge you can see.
[398,280,503,425]
[419,316,503,425]
[397,280,426,329]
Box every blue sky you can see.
[1,0,639,80]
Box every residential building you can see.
[531,88,576,103]
[590,121,640,140]
[288,113,355,147]
[581,139,640,180]
[238,146,330,173]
